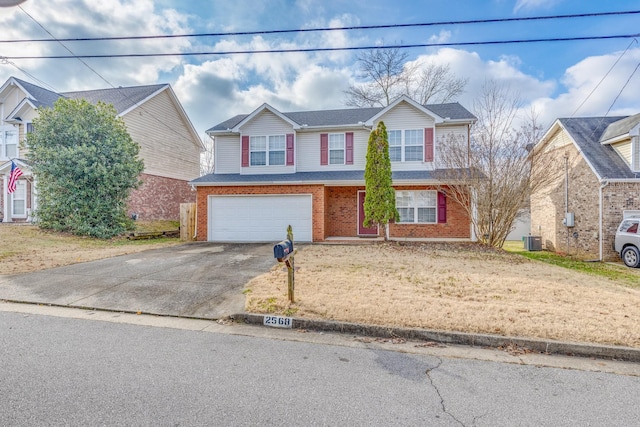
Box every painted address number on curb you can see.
[263,315,293,328]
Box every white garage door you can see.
[208,195,313,242]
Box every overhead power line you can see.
[3,33,639,60]
[0,10,637,43]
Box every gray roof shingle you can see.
[191,169,469,185]
[207,102,475,132]
[13,77,64,108]
[62,84,167,114]
[10,77,168,116]
[559,116,637,179]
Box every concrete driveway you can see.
[0,243,276,319]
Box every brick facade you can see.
[128,173,195,221]
[196,184,471,241]
[531,144,640,261]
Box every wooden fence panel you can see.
[180,203,196,241]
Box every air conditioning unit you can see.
[523,235,542,251]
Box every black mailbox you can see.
[273,239,294,260]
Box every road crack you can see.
[425,357,466,427]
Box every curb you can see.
[232,313,640,363]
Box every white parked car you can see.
[614,216,640,268]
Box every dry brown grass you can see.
[245,242,640,348]
[0,223,180,274]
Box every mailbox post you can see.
[273,225,296,303]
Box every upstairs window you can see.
[249,136,267,166]
[0,127,18,159]
[329,133,345,165]
[388,130,402,162]
[268,135,285,166]
[249,135,286,166]
[632,137,640,172]
[388,129,424,162]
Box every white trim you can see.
[231,103,300,132]
[365,95,445,126]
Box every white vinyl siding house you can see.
[197,96,476,242]
[120,88,201,181]
[0,76,202,223]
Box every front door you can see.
[357,191,378,236]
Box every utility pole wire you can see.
[3,33,639,60]
[0,10,637,43]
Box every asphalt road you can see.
[1,310,639,426]
[0,242,276,318]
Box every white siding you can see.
[376,102,435,130]
[545,128,573,152]
[214,135,240,174]
[612,140,632,165]
[0,85,26,126]
[239,110,296,175]
[122,90,201,181]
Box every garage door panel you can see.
[209,195,312,242]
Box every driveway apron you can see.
[0,243,276,319]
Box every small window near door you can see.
[12,180,26,217]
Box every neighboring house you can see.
[530,114,640,261]
[190,96,477,242]
[0,76,203,223]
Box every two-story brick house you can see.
[531,114,640,261]
[191,96,477,242]
[0,76,203,223]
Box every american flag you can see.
[7,161,23,194]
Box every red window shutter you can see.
[345,132,354,165]
[438,191,447,224]
[241,136,249,167]
[320,133,328,165]
[286,133,294,166]
[424,128,434,162]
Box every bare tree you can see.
[345,48,409,107]
[345,48,467,107]
[200,134,215,176]
[435,80,558,247]
[408,62,468,105]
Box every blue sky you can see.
[0,0,639,136]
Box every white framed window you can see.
[388,130,402,162]
[268,135,285,166]
[12,180,26,217]
[250,135,286,166]
[388,129,423,162]
[329,133,345,165]
[0,127,18,160]
[396,190,437,223]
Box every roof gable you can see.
[555,116,637,180]
[230,103,300,132]
[600,113,640,143]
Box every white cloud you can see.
[513,0,561,13]
[0,0,192,90]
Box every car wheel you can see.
[622,246,640,268]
